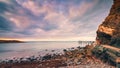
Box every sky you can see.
[0,0,113,41]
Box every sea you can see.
[0,41,93,60]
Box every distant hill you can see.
[0,40,24,43]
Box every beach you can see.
[0,43,115,68]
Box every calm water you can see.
[0,41,84,60]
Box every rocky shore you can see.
[0,44,115,68]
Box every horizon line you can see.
[0,37,96,41]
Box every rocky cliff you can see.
[96,0,120,47]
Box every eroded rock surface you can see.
[97,0,120,47]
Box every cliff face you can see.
[96,0,120,47]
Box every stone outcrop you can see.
[96,0,120,47]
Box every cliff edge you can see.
[97,0,120,47]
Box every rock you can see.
[96,0,120,47]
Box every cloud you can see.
[0,0,11,4]
[69,0,97,18]
[16,0,52,16]
[0,16,13,31]
[0,0,113,40]
[9,16,30,31]
[42,0,99,36]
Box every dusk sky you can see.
[0,0,113,41]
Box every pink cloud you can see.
[9,15,31,31]
[42,0,98,37]
[1,0,99,40]
[69,0,98,18]
[0,0,11,3]
[18,0,53,16]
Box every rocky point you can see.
[97,0,120,47]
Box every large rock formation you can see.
[96,0,120,47]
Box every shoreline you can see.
[0,45,115,68]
